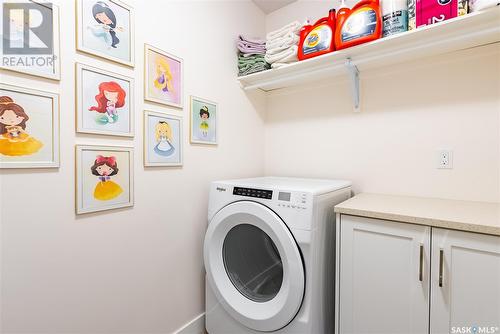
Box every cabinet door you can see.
[339,215,430,334]
[430,228,500,334]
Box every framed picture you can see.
[144,44,183,108]
[144,110,183,167]
[0,83,59,168]
[190,96,217,145]
[76,145,134,214]
[76,0,134,67]
[75,62,134,137]
[0,1,61,80]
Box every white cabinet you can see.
[338,215,500,334]
[430,228,500,333]
[339,215,430,334]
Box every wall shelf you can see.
[237,6,500,97]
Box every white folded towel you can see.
[265,45,298,64]
[271,62,295,69]
[266,21,302,41]
[266,32,299,51]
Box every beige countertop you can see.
[334,193,500,236]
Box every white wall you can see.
[264,3,500,202]
[0,1,266,333]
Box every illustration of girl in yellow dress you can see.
[199,106,210,137]
[0,96,43,156]
[91,155,123,201]
[154,56,174,93]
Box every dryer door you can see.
[204,201,305,332]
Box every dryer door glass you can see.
[222,224,283,302]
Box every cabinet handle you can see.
[439,248,444,287]
[419,244,424,282]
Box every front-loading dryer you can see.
[204,177,351,333]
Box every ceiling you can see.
[252,0,297,14]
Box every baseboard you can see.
[173,313,206,334]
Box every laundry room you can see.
[0,0,499,333]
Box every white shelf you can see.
[238,7,500,92]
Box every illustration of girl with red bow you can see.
[89,81,126,125]
[91,155,123,201]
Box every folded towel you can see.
[266,21,302,41]
[238,63,270,76]
[237,35,266,54]
[239,35,266,45]
[271,62,295,69]
[265,45,298,64]
[266,32,299,51]
[266,42,298,55]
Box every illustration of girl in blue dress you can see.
[88,1,123,48]
[154,121,175,157]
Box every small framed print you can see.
[76,0,134,67]
[144,44,183,108]
[0,1,61,80]
[190,96,217,145]
[76,62,134,137]
[76,145,134,214]
[0,83,59,168]
[144,110,183,167]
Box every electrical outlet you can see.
[437,150,453,169]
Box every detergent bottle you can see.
[298,9,336,61]
[335,0,382,50]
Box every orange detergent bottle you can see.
[335,0,382,50]
[298,9,336,61]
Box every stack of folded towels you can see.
[237,35,270,76]
[265,21,302,69]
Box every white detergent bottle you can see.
[381,0,408,37]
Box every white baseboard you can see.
[173,313,205,334]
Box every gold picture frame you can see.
[189,95,218,145]
[143,110,183,167]
[75,0,135,67]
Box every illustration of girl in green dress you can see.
[199,106,209,137]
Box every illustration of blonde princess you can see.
[199,106,210,137]
[89,81,126,124]
[154,56,174,93]
[154,121,175,157]
[91,155,123,201]
[0,96,43,156]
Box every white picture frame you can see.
[0,83,59,168]
[143,110,183,167]
[76,0,135,67]
[144,44,183,109]
[190,95,217,145]
[75,62,134,137]
[75,144,134,214]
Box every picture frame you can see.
[75,62,134,137]
[0,1,61,80]
[144,44,183,109]
[143,110,183,167]
[0,83,59,168]
[190,96,217,145]
[76,0,135,67]
[75,144,134,214]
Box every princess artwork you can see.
[88,1,124,49]
[153,121,175,157]
[89,81,126,125]
[154,56,174,93]
[91,155,123,201]
[0,96,43,156]
[199,106,209,137]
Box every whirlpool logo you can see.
[216,187,226,192]
[451,326,499,334]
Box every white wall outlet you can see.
[437,150,453,169]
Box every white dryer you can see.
[204,177,351,333]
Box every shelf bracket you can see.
[345,58,360,112]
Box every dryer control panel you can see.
[233,187,273,199]
[276,191,308,210]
